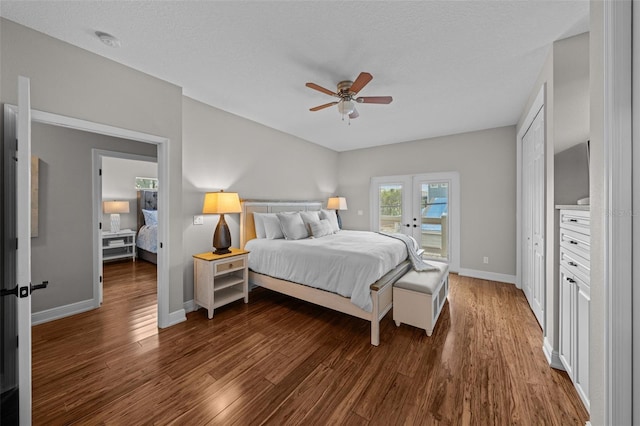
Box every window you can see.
[135,177,158,190]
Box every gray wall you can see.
[1,19,185,314]
[31,123,156,312]
[182,96,338,302]
[337,125,517,276]
[554,33,590,154]
[102,157,158,231]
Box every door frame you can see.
[7,105,172,328]
[605,0,633,424]
[92,150,158,306]
[370,172,460,273]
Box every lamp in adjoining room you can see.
[103,200,130,233]
[202,190,242,254]
[327,196,348,229]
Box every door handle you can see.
[1,285,30,298]
[30,280,49,293]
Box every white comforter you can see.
[245,230,407,312]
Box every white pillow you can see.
[300,210,320,233]
[262,214,284,239]
[277,212,309,240]
[310,219,334,238]
[320,209,340,233]
[252,212,274,239]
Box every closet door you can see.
[522,105,545,327]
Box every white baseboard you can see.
[161,309,186,328]
[457,268,516,284]
[543,337,565,370]
[31,299,96,325]
[183,299,196,313]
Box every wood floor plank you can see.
[31,262,589,425]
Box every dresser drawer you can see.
[559,228,590,262]
[215,257,245,275]
[560,248,590,285]
[560,210,590,235]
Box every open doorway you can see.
[21,108,171,328]
[96,153,158,306]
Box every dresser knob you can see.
[568,261,578,267]
[569,240,578,245]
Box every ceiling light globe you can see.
[337,100,355,115]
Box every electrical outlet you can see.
[357,210,364,216]
[483,256,489,264]
[193,215,204,225]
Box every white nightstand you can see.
[193,248,249,319]
[102,229,136,262]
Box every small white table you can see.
[193,248,249,319]
[102,229,136,262]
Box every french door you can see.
[1,77,33,425]
[371,172,459,269]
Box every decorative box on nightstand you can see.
[192,248,249,319]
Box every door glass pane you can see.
[420,182,448,260]
[378,184,403,233]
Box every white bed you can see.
[241,200,412,346]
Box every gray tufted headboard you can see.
[137,190,158,231]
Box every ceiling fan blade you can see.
[349,108,359,119]
[306,82,338,97]
[356,96,393,104]
[349,72,373,94]
[310,101,339,111]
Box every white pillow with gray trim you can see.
[320,209,340,233]
[277,212,309,240]
[310,219,334,238]
[262,214,284,239]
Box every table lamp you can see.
[103,200,130,233]
[327,196,348,229]
[202,190,242,254]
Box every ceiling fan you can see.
[306,72,393,120]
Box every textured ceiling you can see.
[0,1,589,152]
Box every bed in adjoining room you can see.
[136,189,158,265]
[241,200,414,346]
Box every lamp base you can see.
[110,214,121,233]
[213,214,232,254]
[335,210,342,229]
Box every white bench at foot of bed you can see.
[393,260,449,336]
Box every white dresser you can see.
[557,207,590,412]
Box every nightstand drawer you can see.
[215,257,245,274]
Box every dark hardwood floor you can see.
[32,261,588,425]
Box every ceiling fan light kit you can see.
[306,72,392,122]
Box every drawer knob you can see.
[569,240,578,245]
[569,218,578,223]
[568,261,578,267]
[567,277,576,284]
[229,263,233,268]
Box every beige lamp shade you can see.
[103,200,130,214]
[327,197,348,210]
[202,191,241,214]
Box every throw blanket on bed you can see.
[379,232,438,272]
